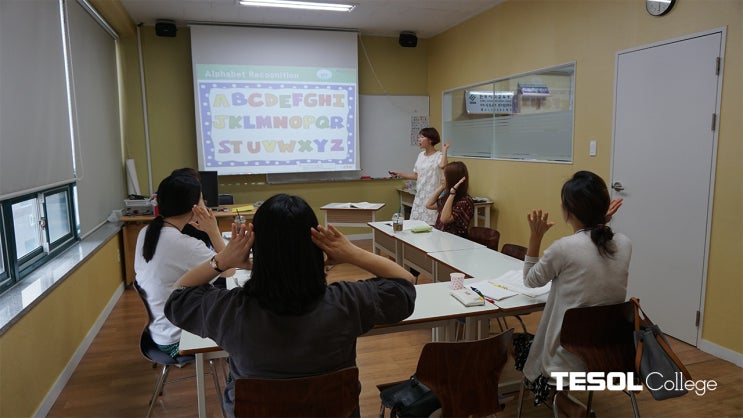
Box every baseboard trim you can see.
[698,338,743,367]
[34,283,125,417]
[347,233,372,241]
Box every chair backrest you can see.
[233,367,360,418]
[133,281,193,366]
[501,243,528,261]
[415,328,513,417]
[132,281,154,325]
[560,301,636,373]
[468,226,500,251]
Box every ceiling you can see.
[119,0,505,39]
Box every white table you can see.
[320,202,385,228]
[178,332,229,418]
[428,246,524,282]
[179,278,546,418]
[368,221,484,279]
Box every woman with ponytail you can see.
[516,170,631,414]
[134,174,227,357]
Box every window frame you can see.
[0,183,78,293]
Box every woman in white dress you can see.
[389,127,450,225]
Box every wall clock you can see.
[646,0,676,16]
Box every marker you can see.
[470,286,495,304]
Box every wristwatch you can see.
[209,255,224,273]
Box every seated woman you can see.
[517,170,630,414]
[134,174,227,357]
[425,161,474,238]
[164,193,416,417]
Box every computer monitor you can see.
[198,170,219,208]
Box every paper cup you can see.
[450,272,465,290]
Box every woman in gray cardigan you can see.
[518,171,630,414]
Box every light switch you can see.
[589,140,597,156]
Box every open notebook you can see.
[467,269,551,300]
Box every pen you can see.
[470,286,495,304]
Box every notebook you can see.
[450,288,485,307]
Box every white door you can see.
[611,30,724,345]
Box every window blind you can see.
[65,0,125,235]
[0,0,75,200]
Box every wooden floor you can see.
[48,240,743,417]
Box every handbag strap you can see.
[630,297,692,380]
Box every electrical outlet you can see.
[589,140,597,157]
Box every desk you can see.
[320,202,385,228]
[120,204,254,285]
[179,279,546,418]
[368,221,484,279]
[397,188,493,227]
[429,246,524,283]
[178,332,230,418]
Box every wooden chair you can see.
[133,282,225,418]
[468,226,500,250]
[496,243,529,332]
[501,243,528,261]
[234,367,360,417]
[517,301,640,418]
[379,328,514,417]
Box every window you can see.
[0,184,78,293]
[443,62,576,162]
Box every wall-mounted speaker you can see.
[398,31,417,48]
[155,20,177,37]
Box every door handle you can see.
[611,181,625,192]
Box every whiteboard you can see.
[359,95,429,178]
[267,95,428,183]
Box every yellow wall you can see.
[427,0,742,353]
[0,238,123,417]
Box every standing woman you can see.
[425,161,474,238]
[134,174,226,357]
[389,127,450,224]
[517,171,631,414]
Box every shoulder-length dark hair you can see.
[561,170,615,257]
[142,174,202,262]
[418,127,441,146]
[244,194,327,315]
[444,161,469,200]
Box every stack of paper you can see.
[231,205,254,213]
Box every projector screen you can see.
[190,25,359,175]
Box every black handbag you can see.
[632,298,692,400]
[380,375,441,418]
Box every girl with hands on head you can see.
[425,161,474,238]
[515,171,632,414]
[134,174,228,359]
[165,194,416,418]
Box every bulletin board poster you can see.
[410,115,429,145]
